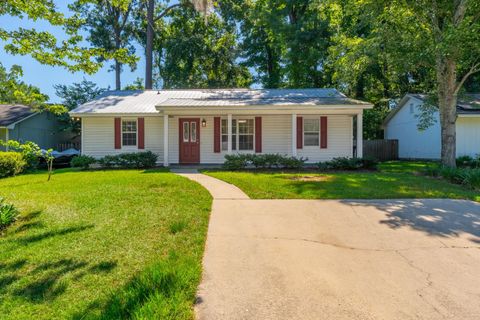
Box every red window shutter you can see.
[114,117,121,149]
[138,117,145,149]
[320,116,328,149]
[214,117,221,153]
[296,116,303,149]
[255,117,262,153]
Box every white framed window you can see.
[221,118,254,151]
[304,118,320,147]
[122,119,137,146]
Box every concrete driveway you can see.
[174,171,480,320]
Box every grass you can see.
[0,168,212,319]
[203,161,480,201]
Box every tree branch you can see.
[455,61,480,94]
[154,3,182,22]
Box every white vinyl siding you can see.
[82,114,355,164]
[456,117,480,157]
[82,116,163,161]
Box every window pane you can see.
[239,134,253,150]
[122,120,137,132]
[183,122,189,142]
[221,119,227,134]
[222,135,228,151]
[304,119,319,132]
[304,133,319,146]
[122,133,136,146]
[191,122,197,142]
[232,134,236,150]
[238,119,253,134]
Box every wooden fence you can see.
[56,142,81,151]
[363,139,398,161]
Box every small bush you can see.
[71,155,96,169]
[0,152,27,178]
[425,166,480,189]
[456,155,480,168]
[0,140,41,170]
[316,157,378,171]
[98,151,158,169]
[223,154,307,170]
[0,197,19,231]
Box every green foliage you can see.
[456,155,480,168]
[1,140,41,170]
[0,63,48,107]
[156,5,252,89]
[70,155,96,170]
[223,154,307,170]
[425,166,480,190]
[0,152,27,178]
[317,157,379,171]
[0,0,136,74]
[54,79,106,135]
[98,151,158,169]
[0,197,19,231]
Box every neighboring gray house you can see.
[383,94,480,159]
[0,104,73,150]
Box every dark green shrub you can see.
[98,151,158,169]
[223,154,250,170]
[425,166,480,189]
[71,155,96,169]
[316,157,378,171]
[223,154,307,170]
[0,197,19,231]
[456,155,480,168]
[280,156,308,169]
[0,152,27,178]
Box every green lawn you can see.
[204,161,480,201]
[0,169,212,319]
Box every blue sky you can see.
[0,1,145,103]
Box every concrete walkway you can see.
[171,169,249,200]
[174,171,480,320]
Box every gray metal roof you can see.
[0,104,35,127]
[70,89,371,115]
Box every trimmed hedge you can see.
[71,155,96,170]
[98,151,158,169]
[0,152,27,178]
[223,154,308,170]
[316,157,378,171]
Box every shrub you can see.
[0,152,27,178]
[425,166,480,189]
[316,157,378,171]
[0,197,19,231]
[223,154,307,170]
[223,154,250,170]
[456,155,480,168]
[98,151,158,169]
[0,140,41,170]
[71,155,96,169]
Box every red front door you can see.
[179,118,200,164]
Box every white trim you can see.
[163,114,169,166]
[291,114,297,156]
[227,114,232,154]
[81,118,84,155]
[121,118,138,149]
[357,113,363,158]
[221,116,256,152]
[303,117,321,147]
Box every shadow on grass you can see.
[71,255,200,320]
[1,258,118,303]
[14,224,94,245]
[343,199,480,243]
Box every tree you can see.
[371,0,480,167]
[54,79,106,135]
[156,6,251,88]
[71,0,139,90]
[0,63,48,107]
[0,0,135,74]
[140,0,213,89]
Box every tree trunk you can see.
[436,57,457,168]
[145,0,154,90]
[115,59,121,90]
